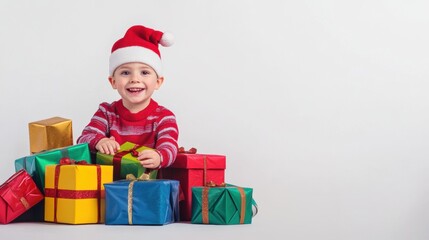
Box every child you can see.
[77,25,178,169]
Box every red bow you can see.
[178,147,197,154]
[59,157,88,165]
[129,145,139,157]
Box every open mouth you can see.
[127,88,145,93]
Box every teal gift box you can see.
[191,183,256,225]
[104,176,180,225]
[14,143,92,192]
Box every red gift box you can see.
[160,150,226,221]
[0,169,44,224]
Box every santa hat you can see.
[109,25,174,77]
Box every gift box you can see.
[96,142,157,180]
[29,116,73,154]
[0,169,44,224]
[159,149,226,221]
[15,143,92,193]
[44,162,113,224]
[191,184,254,225]
[104,176,179,225]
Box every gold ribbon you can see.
[20,197,30,210]
[126,173,150,181]
[237,187,246,224]
[202,187,209,224]
[126,173,150,224]
[205,181,226,187]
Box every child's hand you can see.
[138,149,161,169]
[95,136,120,155]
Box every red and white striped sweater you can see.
[77,99,179,168]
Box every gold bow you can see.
[126,173,150,181]
[126,173,150,224]
[205,180,226,187]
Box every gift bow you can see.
[126,173,150,181]
[111,144,142,180]
[205,181,226,187]
[59,157,88,165]
[126,173,151,225]
[178,147,197,154]
[128,145,140,157]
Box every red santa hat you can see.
[109,25,174,77]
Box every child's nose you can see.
[129,74,141,83]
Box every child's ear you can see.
[155,77,164,90]
[108,76,117,89]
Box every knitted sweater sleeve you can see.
[155,109,179,168]
[76,103,111,152]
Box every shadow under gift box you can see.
[191,184,255,225]
[104,179,179,225]
[0,169,44,224]
[44,164,113,224]
[159,153,226,221]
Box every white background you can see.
[1,1,429,239]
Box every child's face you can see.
[109,62,164,112]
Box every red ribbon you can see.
[178,147,197,154]
[45,189,103,199]
[112,145,140,180]
[59,157,88,165]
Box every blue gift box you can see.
[104,179,180,225]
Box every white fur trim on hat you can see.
[109,46,163,76]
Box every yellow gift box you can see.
[29,116,73,154]
[44,163,113,224]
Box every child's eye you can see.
[141,70,150,75]
[120,70,130,75]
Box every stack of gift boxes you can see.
[0,116,257,225]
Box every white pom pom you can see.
[159,32,174,47]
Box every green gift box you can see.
[96,142,157,180]
[14,143,92,193]
[191,184,256,225]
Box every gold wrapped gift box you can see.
[28,116,73,154]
